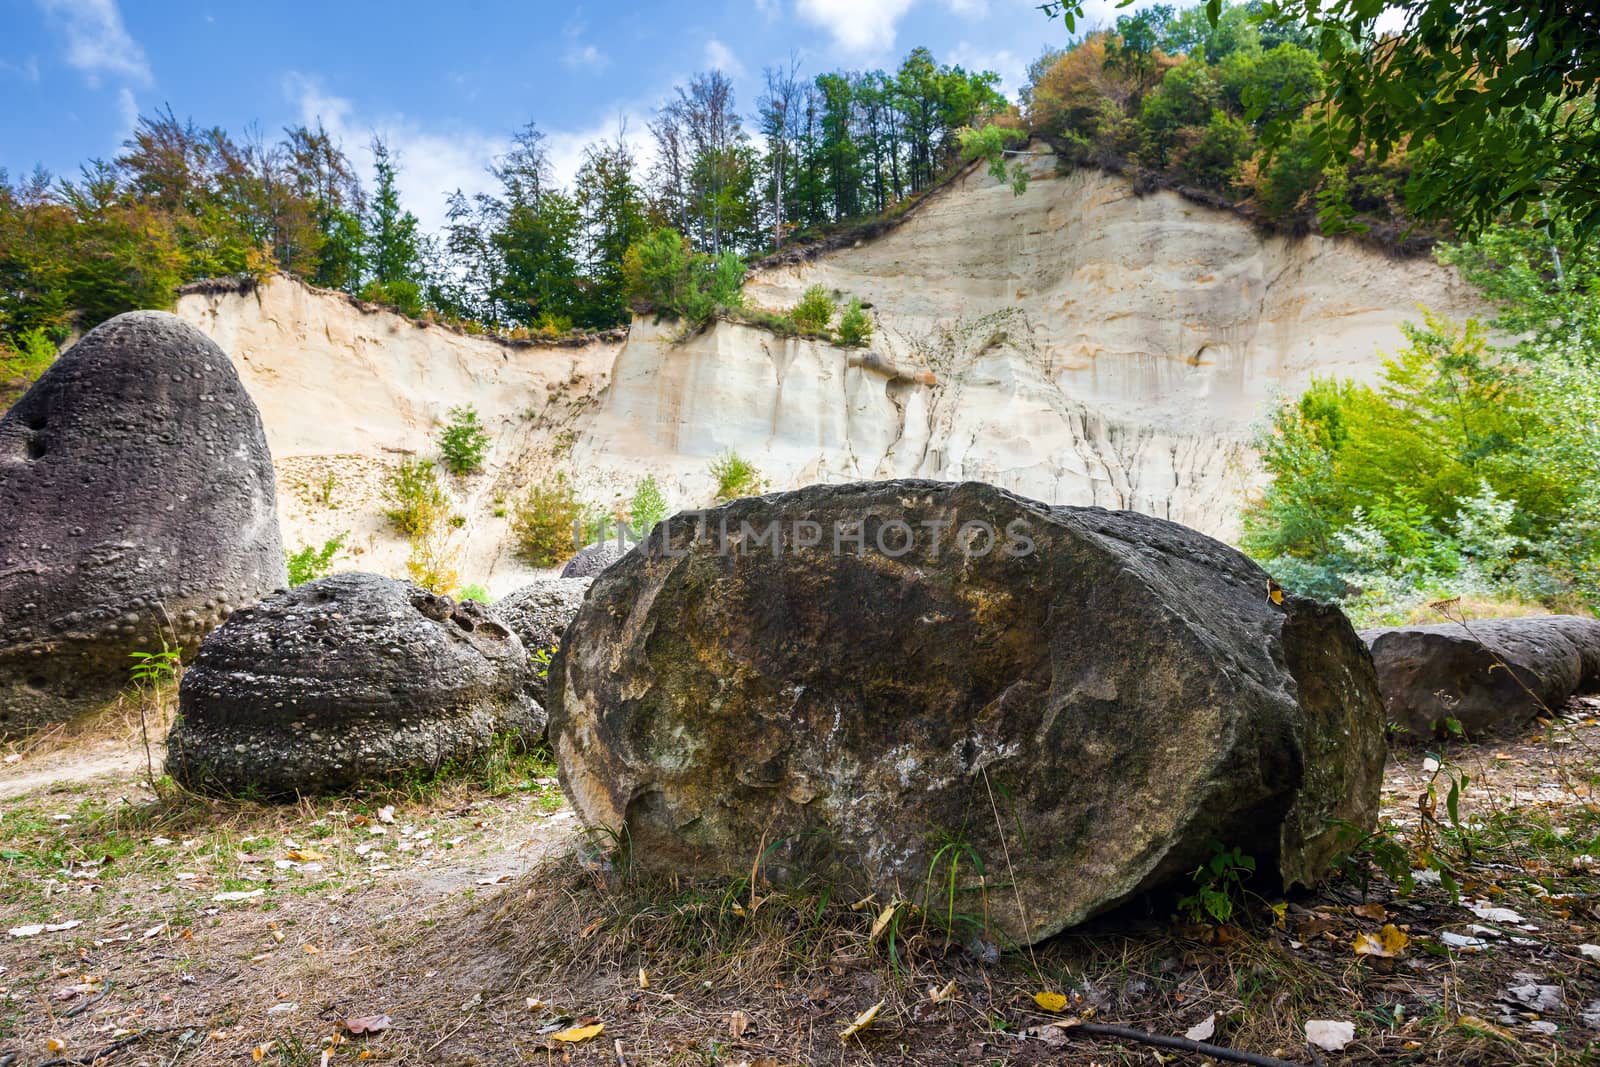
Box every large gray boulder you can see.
[1361,615,1600,737]
[491,577,590,704]
[0,311,284,736]
[167,573,540,797]
[549,480,1386,946]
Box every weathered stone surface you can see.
[560,542,625,578]
[492,577,590,705]
[549,480,1386,945]
[167,573,539,797]
[0,311,284,736]
[1361,616,1600,737]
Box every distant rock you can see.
[559,542,626,579]
[0,311,284,736]
[1361,615,1600,737]
[548,480,1386,945]
[167,573,539,797]
[491,577,590,705]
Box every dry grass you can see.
[3,704,1600,1064]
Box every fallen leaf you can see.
[1033,991,1069,1013]
[377,805,396,824]
[10,920,81,938]
[1456,1015,1520,1042]
[46,1037,68,1053]
[1184,1013,1216,1041]
[1353,924,1408,958]
[344,1014,392,1035]
[1579,944,1600,962]
[638,967,649,989]
[212,889,265,902]
[253,1041,275,1061]
[840,1001,883,1040]
[927,980,957,1004]
[870,902,899,942]
[525,997,546,1011]
[1440,931,1490,952]
[1467,900,1526,924]
[551,1022,604,1043]
[1305,1019,1354,1051]
[303,944,323,955]
[729,1009,750,1039]
[1351,903,1387,921]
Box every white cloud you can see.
[755,0,781,18]
[284,73,657,235]
[38,0,150,86]
[0,55,42,81]
[561,13,609,71]
[703,39,745,77]
[115,85,137,139]
[946,0,988,15]
[949,41,1027,100]
[796,0,916,54]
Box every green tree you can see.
[573,135,648,329]
[361,137,425,315]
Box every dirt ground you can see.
[2,702,1599,1067]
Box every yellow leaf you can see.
[1033,991,1069,1013]
[870,902,899,942]
[927,980,957,1004]
[638,967,649,989]
[1456,1015,1520,1042]
[1353,923,1408,958]
[840,1000,883,1040]
[1270,901,1288,928]
[551,1023,604,1043]
[47,1037,67,1053]
[252,1042,274,1061]
[1267,581,1283,605]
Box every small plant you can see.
[511,475,586,567]
[535,311,573,336]
[789,284,836,335]
[286,533,347,587]
[383,457,450,537]
[317,471,338,507]
[437,405,492,475]
[530,643,558,683]
[836,298,873,347]
[1177,842,1256,925]
[629,474,669,537]
[709,450,764,502]
[459,583,492,603]
[129,641,183,789]
[405,503,463,595]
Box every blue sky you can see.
[0,0,1151,231]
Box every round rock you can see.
[549,480,1386,945]
[167,573,540,797]
[491,577,591,705]
[560,541,625,578]
[0,311,284,736]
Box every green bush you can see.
[710,450,764,502]
[286,533,347,587]
[458,583,492,603]
[621,228,745,323]
[836,299,873,347]
[789,285,837,335]
[630,474,669,537]
[383,458,451,537]
[437,404,492,475]
[0,327,57,407]
[511,475,586,567]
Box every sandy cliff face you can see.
[176,156,1483,591]
[175,279,617,593]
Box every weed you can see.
[285,532,347,587]
[789,284,836,335]
[837,297,873,347]
[709,449,764,502]
[438,404,492,475]
[511,475,586,567]
[1177,842,1256,925]
[458,583,492,603]
[383,457,450,537]
[128,641,182,790]
[629,474,668,537]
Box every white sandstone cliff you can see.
[177,154,1484,592]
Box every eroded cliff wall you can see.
[176,155,1484,591]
